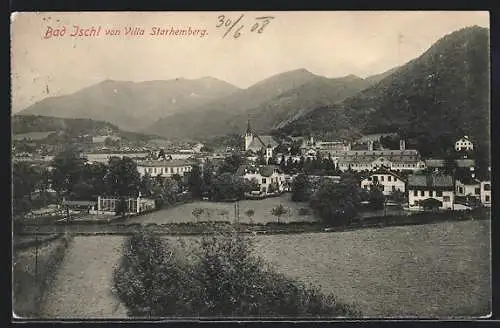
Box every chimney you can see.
[400,139,406,151]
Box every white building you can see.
[336,149,426,172]
[455,178,481,198]
[480,181,491,207]
[236,164,285,194]
[136,159,194,178]
[455,136,474,152]
[407,174,455,210]
[360,169,406,196]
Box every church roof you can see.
[248,135,278,150]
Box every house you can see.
[136,158,194,178]
[424,158,476,170]
[244,121,279,160]
[455,177,481,198]
[480,181,491,207]
[360,169,406,196]
[236,164,285,194]
[455,136,474,152]
[407,174,455,210]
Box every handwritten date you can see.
[216,14,274,39]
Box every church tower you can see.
[245,120,253,151]
[266,144,273,164]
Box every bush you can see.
[113,229,359,318]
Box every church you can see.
[243,120,279,159]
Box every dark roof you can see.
[236,164,282,177]
[137,159,194,167]
[408,175,453,188]
[366,168,407,182]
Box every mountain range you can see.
[15,25,490,152]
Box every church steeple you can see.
[246,120,252,135]
[245,120,253,151]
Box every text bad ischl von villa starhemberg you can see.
[43,25,208,39]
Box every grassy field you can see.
[39,236,128,319]
[253,219,491,318]
[125,194,317,225]
[33,219,490,319]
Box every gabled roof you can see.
[236,164,282,177]
[366,168,407,182]
[248,135,278,150]
[408,174,453,188]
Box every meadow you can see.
[32,219,490,318]
[125,194,318,225]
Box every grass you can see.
[13,235,73,318]
[253,219,491,318]
[38,236,128,319]
[123,194,318,225]
[27,220,490,318]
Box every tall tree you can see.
[187,165,203,199]
[50,148,84,200]
[105,157,141,198]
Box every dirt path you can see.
[39,236,128,319]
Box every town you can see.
[13,121,491,223]
[12,12,490,320]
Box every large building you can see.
[335,149,426,172]
[136,158,194,178]
[360,169,407,196]
[407,174,455,210]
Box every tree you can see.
[105,157,141,216]
[112,230,189,317]
[291,174,310,202]
[187,165,203,199]
[211,173,245,201]
[81,162,108,197]
[12,162,41,215]
[139,173,155,197]
[50,149,84,200]
[218,153,244,174]
[309,181,360,226]
[271,204,287,224]
[244,209,255,224]
[113,229,360,317]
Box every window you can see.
[429,191,433,197]
[392,186,396,192]
[414,190,418,197]
[484,184,491,191]
[380,176,384,182]
[475,188,480,195]
[436,190,443,197]
[420,190,424,197]
[459,187,464,194]
[364,185,368,189]
[388,176,392,182]
[486,195,490,202]
[443,196,450,202]
[262,178,266,184]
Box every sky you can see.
[11,11,489,112]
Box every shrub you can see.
[113,229,360,318]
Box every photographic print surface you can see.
[11,11,491,320]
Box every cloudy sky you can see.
[11,11,489,112]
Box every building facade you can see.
[480,181,491,207]
[335,149,426,172]
[360,169,406,196]
[455,136,474,152]
[407,174,455,210]
[236,164,285,194]
[136,159,194,178]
